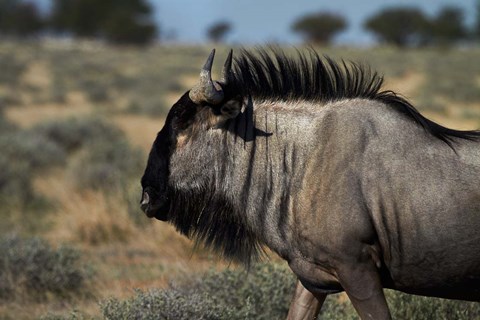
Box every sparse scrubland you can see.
[0,40,479,319]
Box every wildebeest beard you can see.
[167,185,263,266]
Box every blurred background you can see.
[0,0,480,319]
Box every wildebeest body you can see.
[141,48,480,319]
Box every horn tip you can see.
[221,49,234,83]
[226,49,233,64]
[203,49,216,70]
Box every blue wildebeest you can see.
[140,48,480,319]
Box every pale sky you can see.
[150,0,477,44]
[36,0,478,45]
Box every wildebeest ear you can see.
[209,99,242,128]
[220,99,242,119]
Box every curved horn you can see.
[221,49,233,84]
[189,49,224,105]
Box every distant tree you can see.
[50,0,157,45]
[292,12,347,45]
[102,7,157,45]
[0,0,43,37]
[207,21,232,43]
[431,6,467,46]
[364,7,432,47]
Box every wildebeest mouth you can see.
[140,190,169,221]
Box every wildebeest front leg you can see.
[286,280,326,320]
[337,262,391,320]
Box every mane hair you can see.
[225,48,480,149]
[168,187,263,266]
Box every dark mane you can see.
[168,187,263,266]
[226,48,480,148]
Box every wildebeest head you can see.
[140,49,241,221]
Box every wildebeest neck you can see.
[226,100,323,257]
[169,99,323,263]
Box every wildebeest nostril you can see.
[140,192,150,213]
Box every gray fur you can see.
[170,96,480,298]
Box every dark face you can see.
[140,92,197,220]
[140,48,241,221]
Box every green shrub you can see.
[31,116,144,193]
[31,117,123,153]
[0,109,17,134]
[386,290,480,320]
[40,310,89,320]
[103,289,239,320]
[0,235,91,301]
[0,52,25,85]
[101,263,480,320]
[0,131,66,172]
[80,80,110,102]
[126,97,169,117]
[0,131,58,213]
[420,51,480,103]
[190,263,295,319]
[101,263,296,320]
[0,126,60,231]
[70,138,144,192]
[317,290,480,320]
[0,154,34,207]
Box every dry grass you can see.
[5,91,91,128]
[112,114,163,151]
[35,168,224,268]
[383,71,425,100]
[24,162,229,319]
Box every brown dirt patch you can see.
[113,114,164,151]
[383,71,425,99]
[5,91,91,128]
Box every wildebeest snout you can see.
[140,188,169,220]
[140,191,150,213]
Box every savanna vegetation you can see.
[1,40,480,319]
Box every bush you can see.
[0,131,66,172]
[0,52,26,85]
[387,290,480,320]
[41,310,92,320]
[0,235,91,301]
[420,50,480,103]
[0,129,63,213]
[40,310,89,320]
[70,138,144,192]
[0,121,62,230]
[0,109,17,134]
[101,263,480,320]
[0,154,34,207]
[103,289,239,320]
[101,263,296,320]
[31,117,123,153]
[31,116,144,194]
[126,97,169,117]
